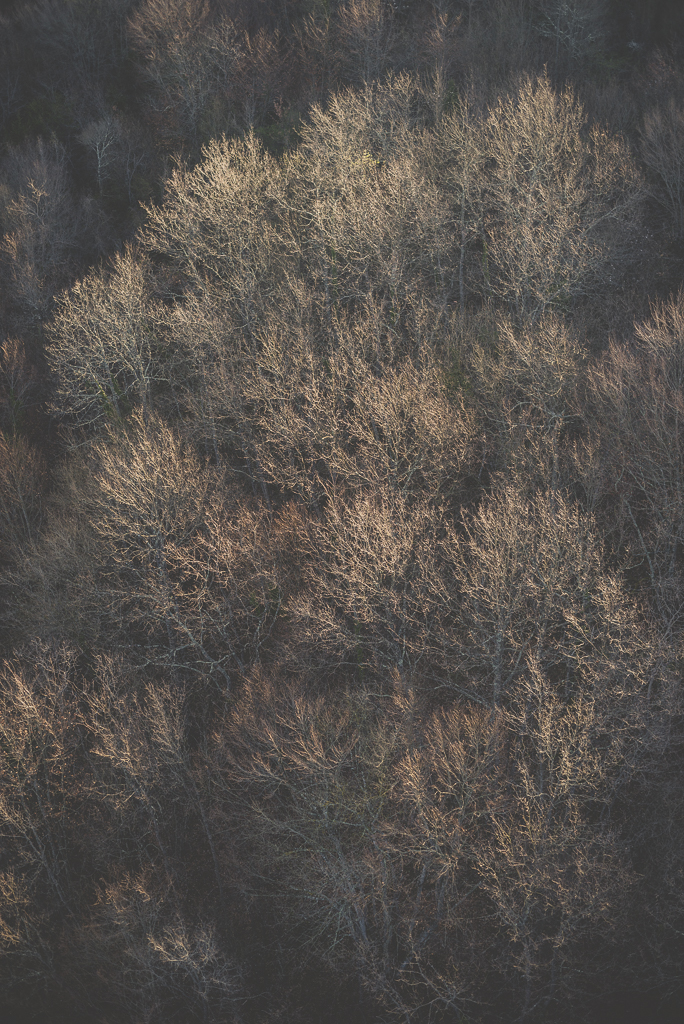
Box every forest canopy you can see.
[2,2,684,1023]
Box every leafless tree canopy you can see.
[2,1,684,1022]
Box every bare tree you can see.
[83,669,230,895]
[295,75,452,311]
[0,433,47,560]
[438,88,485,307]
[478,653,638,1018]
[336,0,398,84]
[640,98,684,238]
[452,485,653,709]
[216,674,497,1020]
[588,289,684,632]
[0,138,104,327]
[465,312,586,491]
[128,0,242,147]
[534,0,609,77]
[141,130,286,327]
[83,411,281,682]
[0,646,85,999]
[79,115,123,197]
[482,74,644,319]
[47,247,162,431]
[75,868,241,1023]
[285,487,460,682]
[294,7,342,106]
[0,336,40,437]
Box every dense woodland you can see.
[4,1,684,1021]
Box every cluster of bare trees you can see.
[0,587,678,1021]
[4,1,684,1022]
[7,281,684,1021]
[129,73,643,325]
[0,647,244,1023]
